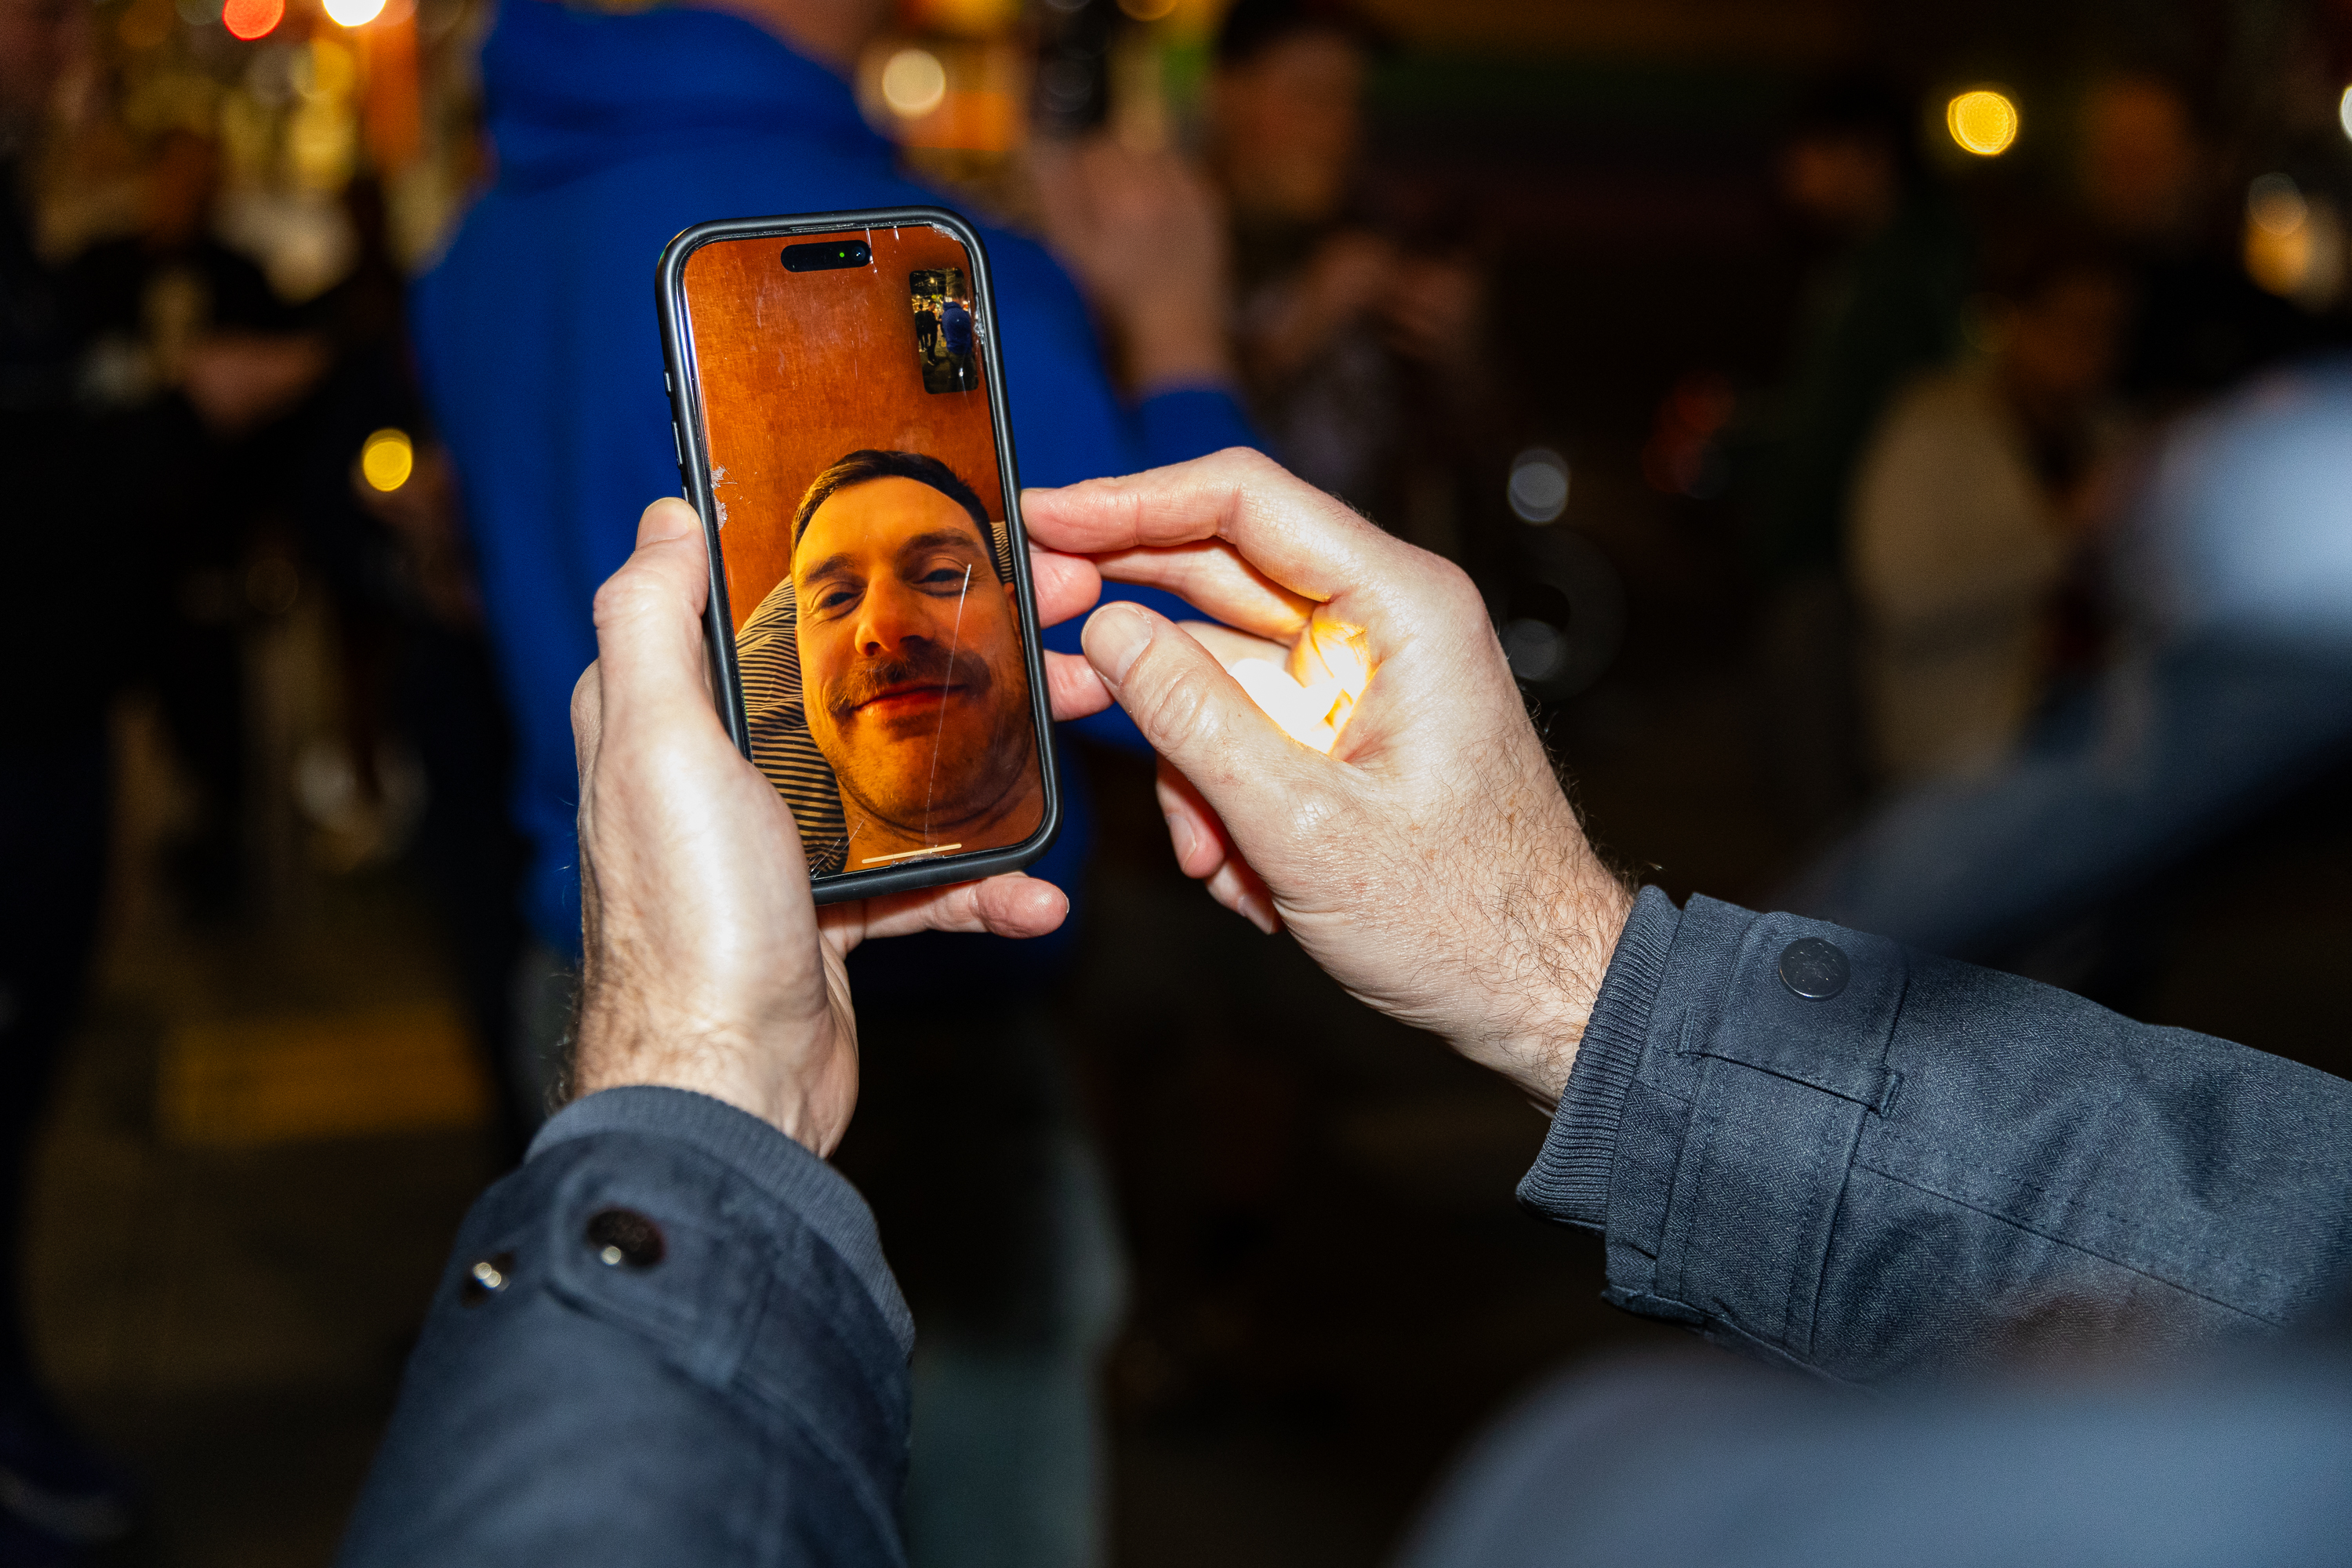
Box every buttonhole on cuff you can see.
[585,1207,666,1269]
[460,1250,517,1306]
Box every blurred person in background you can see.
[1848,230,2130,789]
[1789,355,2352,980]
[0,0,140,1557]
[1747,78,1973,842]
[1785,74,2352,983]
[2077,72,2315,414]
[1204,0,1492,558]
[289,176,532,1155]
[406,2,1255,1564]
[68,127,328,918]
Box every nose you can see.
[855,574,936,660]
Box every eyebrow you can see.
[895,527,991,562]
[796,525,991,586]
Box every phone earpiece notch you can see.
[782,240,874,272]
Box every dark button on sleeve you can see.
[1777,938,1850,999]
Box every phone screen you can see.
[673,222,1047,883]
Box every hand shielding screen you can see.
[669,216,1051,888]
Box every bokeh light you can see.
[2248,172,2308,237]
[880,49,949,118]
[296,37,358,101]
[1219,617,1371,755]
[2340,85,2352,143]
[1225,661,1347,752]
[221,0,283,40]
[1116,0,1181,19]
[361,429,415,492]
[323,0,385,24]
[1946,89,2020,156]
[1508,448,1570,524]
[2242,174,2332,301]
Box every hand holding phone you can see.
[567,498,1074,1151]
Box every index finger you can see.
[1018,448,1406,612]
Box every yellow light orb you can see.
[299,38,358,101]
[2247,173,2307,238]
[2339,85,2352,143]
[880,49,948,119]
[361,429,414,493]
[323,0,385,24]
[1946,89,2020,157]
[1227,660,1340,753]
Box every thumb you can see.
[590,499,714,731]
[1080,601,1316,833]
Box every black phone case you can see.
[655,207,1061,906]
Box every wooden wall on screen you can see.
[682,226,1006,633]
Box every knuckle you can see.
[1410,556,1486,627]
[591,564,677,634]
[1205,445,1279,488]
[1133,648,1218,752]
[589,572,639,628]
[1229,446,1285,485]
[570,665,600,728]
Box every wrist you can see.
[1474,861,1635,1105]
[1121,299,1237,391]
[571,1007,844,1156]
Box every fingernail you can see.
[1165,811,1197,863]
[1237,892,1278,936]
[642,497,697,541]
[1083,604,1152,686]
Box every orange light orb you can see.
[223,0,283,39]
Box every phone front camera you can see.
[782,238,877,273]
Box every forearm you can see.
[1523,888,2352,1379]
[1126,303,1238,394]
[338,1088,912,1566]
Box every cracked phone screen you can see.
[681,228,1044,877]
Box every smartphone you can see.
[656,209,1058,903]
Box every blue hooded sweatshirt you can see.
[411,0,1256,955]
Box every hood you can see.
[480,0,885,190]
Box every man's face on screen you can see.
[793,477,1032,839]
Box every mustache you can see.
[823,641,994,720]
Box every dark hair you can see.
[1785,75,1911,142]
[1214,0,1391,68]
[789,449,1006,579]
[1979,218,2125,307]
[1783,74,1922,177]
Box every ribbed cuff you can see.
[1135,384,1257,469]
[1516,885,1682,1230]
[530,1085,913,1354]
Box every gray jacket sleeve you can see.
[1519,887,2352,1378]
[336,1087,913,1568]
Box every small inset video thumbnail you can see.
[910,267,977,394]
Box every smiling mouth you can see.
[855,682,964,715]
